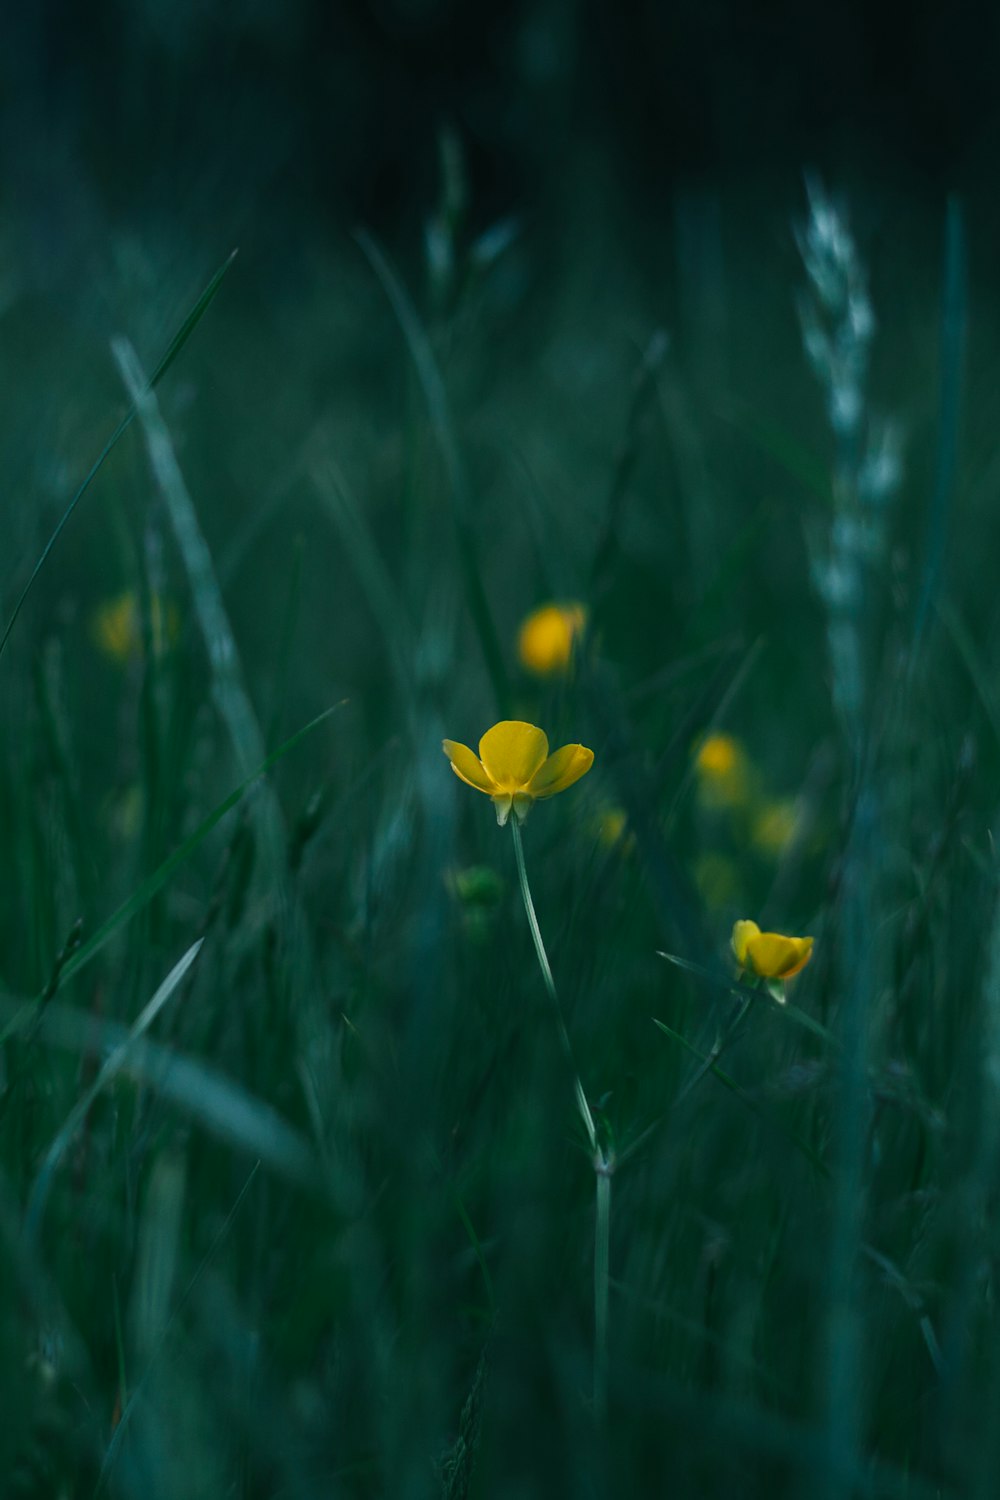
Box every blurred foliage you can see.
[3,6,1000,1498]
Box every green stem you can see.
[510,818,596,1153]
[594,1165,612,1420]
[510,817,611,1417]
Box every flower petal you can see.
[731,919,760,967]
[527,743,594,798]
[442,739,496,794]
[776,936,813,979]
[492,793,513,826]
[746,932,814,980]
[512,792,534,823]
[478,721,549,790]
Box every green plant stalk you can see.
[594,1164,612,1419]
[511,817,611,1418]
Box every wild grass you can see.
[1,169,998,1500]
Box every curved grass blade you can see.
[652,1017,829,1178]
[0,989,319,1193]
[657,949,837,1047]
[354,228,510,715]
[0,249,238,664]
[912,196,966,657]
[113,331,264,781]
[18,703,341,1011]
[94,1163,262,1496]
[25,940,204,1241]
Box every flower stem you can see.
[594,1163,612,1420]
[510,818,596,1153]
[510,818,610,1417]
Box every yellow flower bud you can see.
[731,918,813,980]
[694,733,750,809]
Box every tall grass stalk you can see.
[510,817,611,1418]
[797,178,900,1498]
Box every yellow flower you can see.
[694,733,750,809]
[731,919,814,980]
[92,591,179,664]
[752,798,800,856]
[443,719,594,826]
[517,602,587,676]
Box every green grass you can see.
[1,173,999,1500]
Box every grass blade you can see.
[25,939,204,1240]
[56,704,340,993]
[354,228,510,714]
[112,334,266,781]
[652,1017,829,1177]
[0,249,237,663]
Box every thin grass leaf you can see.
[0,988,319,1196]
[314,460,420,731]
[589,329,668,597]
[652,1018,829,1177]
[937,599,1000,750]
[657,950,837,1047]
[266,533,305,749]
[450,1187,497,1318]
[26,703,340,1008]
[354,228,510,714]
[25,940,204,1241]
[0,250,237,663]
[94,1163,262,1497]
[912,196,966,655]
[722,406,834,506]
[112,336,267,781]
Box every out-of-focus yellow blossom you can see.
[443,719,593,827]
[752,798,800,856]
[694,853,742,909]
[592,805,635,855]
[517,602,587,676]
[596,807,626,845]
[92,591,179,664]
[732,919,813,981]
[694,733,750,809]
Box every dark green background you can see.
[3,6,1000,1499]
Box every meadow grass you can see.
[1,173,998,1499]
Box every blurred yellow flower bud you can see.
[751,798,800,856]
[92,591,179,664]
[517,602,587,676]
[694,733,750,809]
[592,805,635,855]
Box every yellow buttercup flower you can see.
[731,919,814,980]
[694,733,750,809]
[443,719,594,826]
[517,602,587,676]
